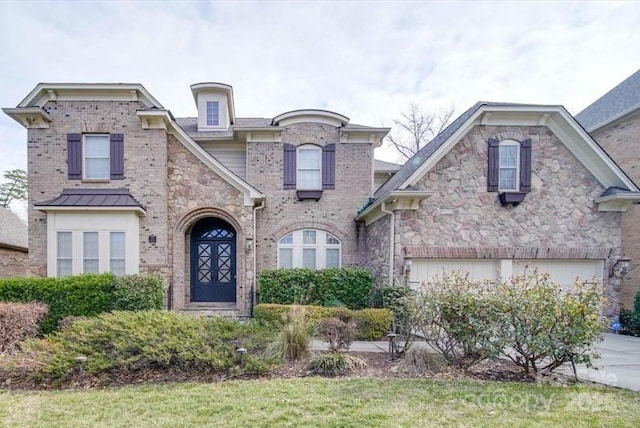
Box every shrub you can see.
[307,352,366,376]
[399,346,447,374]
[253,304,392,340]
[351,308,393,340]
[408,271,504,368]
[110,274,165,311]
[270,306,312,360]
[18,310,278,382]
[258,268,374,309]
[318,317,357,352]
[0,274,166,333]
[0,302,49,353]
[620,291,640,336]
[495,273,605,374]
[0,274,114,333]
[372,286,415,352]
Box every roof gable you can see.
[576,69,640,131]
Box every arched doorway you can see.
[190,218,237,303]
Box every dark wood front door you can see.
[190,218,236,303]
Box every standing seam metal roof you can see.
[34,188,145,209]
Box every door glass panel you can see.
[217,243,231,283]
[197,243,212,282]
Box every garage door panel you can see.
[410,259,499,288]
[513,260,603,288]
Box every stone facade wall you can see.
[247,123,373,274]
[364,215,391,286]
[0,247,28,278]
[367,125,623,312]
[26,101,169,277]
[166,135,254,314]
[591,109,640,310]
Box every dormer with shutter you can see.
[191,83,235,131]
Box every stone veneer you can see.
[166,134,254,314]
[26,101,169,278]
[366,125,623,314]
[247,123,373,274]
[590,109,640,311]
[0,247,28,278]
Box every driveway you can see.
[558,333,640,391]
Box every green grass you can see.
[0,378,638,427]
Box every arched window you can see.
[278,229,341,269]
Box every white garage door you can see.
[513,260,604,288]
[409,259,604,290]
[409,259,499,288]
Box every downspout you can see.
[252,200,266,315]
[381,201,395,286]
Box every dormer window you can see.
[206,101,219,126]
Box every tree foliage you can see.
[386,104,454,161]
[0,169,27,208]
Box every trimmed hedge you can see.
[258,268,374,309]
[253,303,392,340]
[0,274,165,333]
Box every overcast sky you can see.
[1,0,639,179]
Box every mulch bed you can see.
[0,350,576,391]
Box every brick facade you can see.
[590,109,640,310]
[248,123,373,274]
[26,101,169,278]
[0,247,28,278]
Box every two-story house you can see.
[4,82,639,317]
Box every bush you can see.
[399,346,447,374]
[0,274,166,333]
[318,317,357,352]
[270,306,312,360]
[351,308,394,340]
[0,302,49,353]
[372,286,415,351]
[258,268,374,309]
[18,310,278,382]
[620,291,640,336]
[495,273,605,374]
[408,271,503,368]
[110,274,165,311]
[253,304,392,340]
[307,352,366,376]
[0,274,114,333]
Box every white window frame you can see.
[56,231,73,277]
[498,140,520,192]
[277,229,341,269]
[296,145,322,190]
[206,101,219,126]
[83,134,110,180]
[47,212,139,277]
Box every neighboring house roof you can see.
[34,188,146,215]
[576,69,640,132]
[358,101,640,223]
[0,208,27,251]
[374,159,401,173]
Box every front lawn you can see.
[1,378,638,427]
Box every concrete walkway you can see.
[313,333,640,391]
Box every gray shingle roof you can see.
[0,208,27,250]
[576,69,640,131]
[35,188,145,210]
[374,159,401,172]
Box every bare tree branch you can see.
[385,104,455,161]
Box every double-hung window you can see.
[54,230,128,276]
[297,145,322,190]
[84,134,110,179]
[110,232,126,276]
[498,141,519,191]
[56,232,73,277]
[278,229,342,269]
[83,232,100,273]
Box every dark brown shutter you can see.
[283,143,296,189]
[322,143,335,189]
[519,138,532,192]
[110,134,124,180]
[487,137,499,192]
[67,133,82,180]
